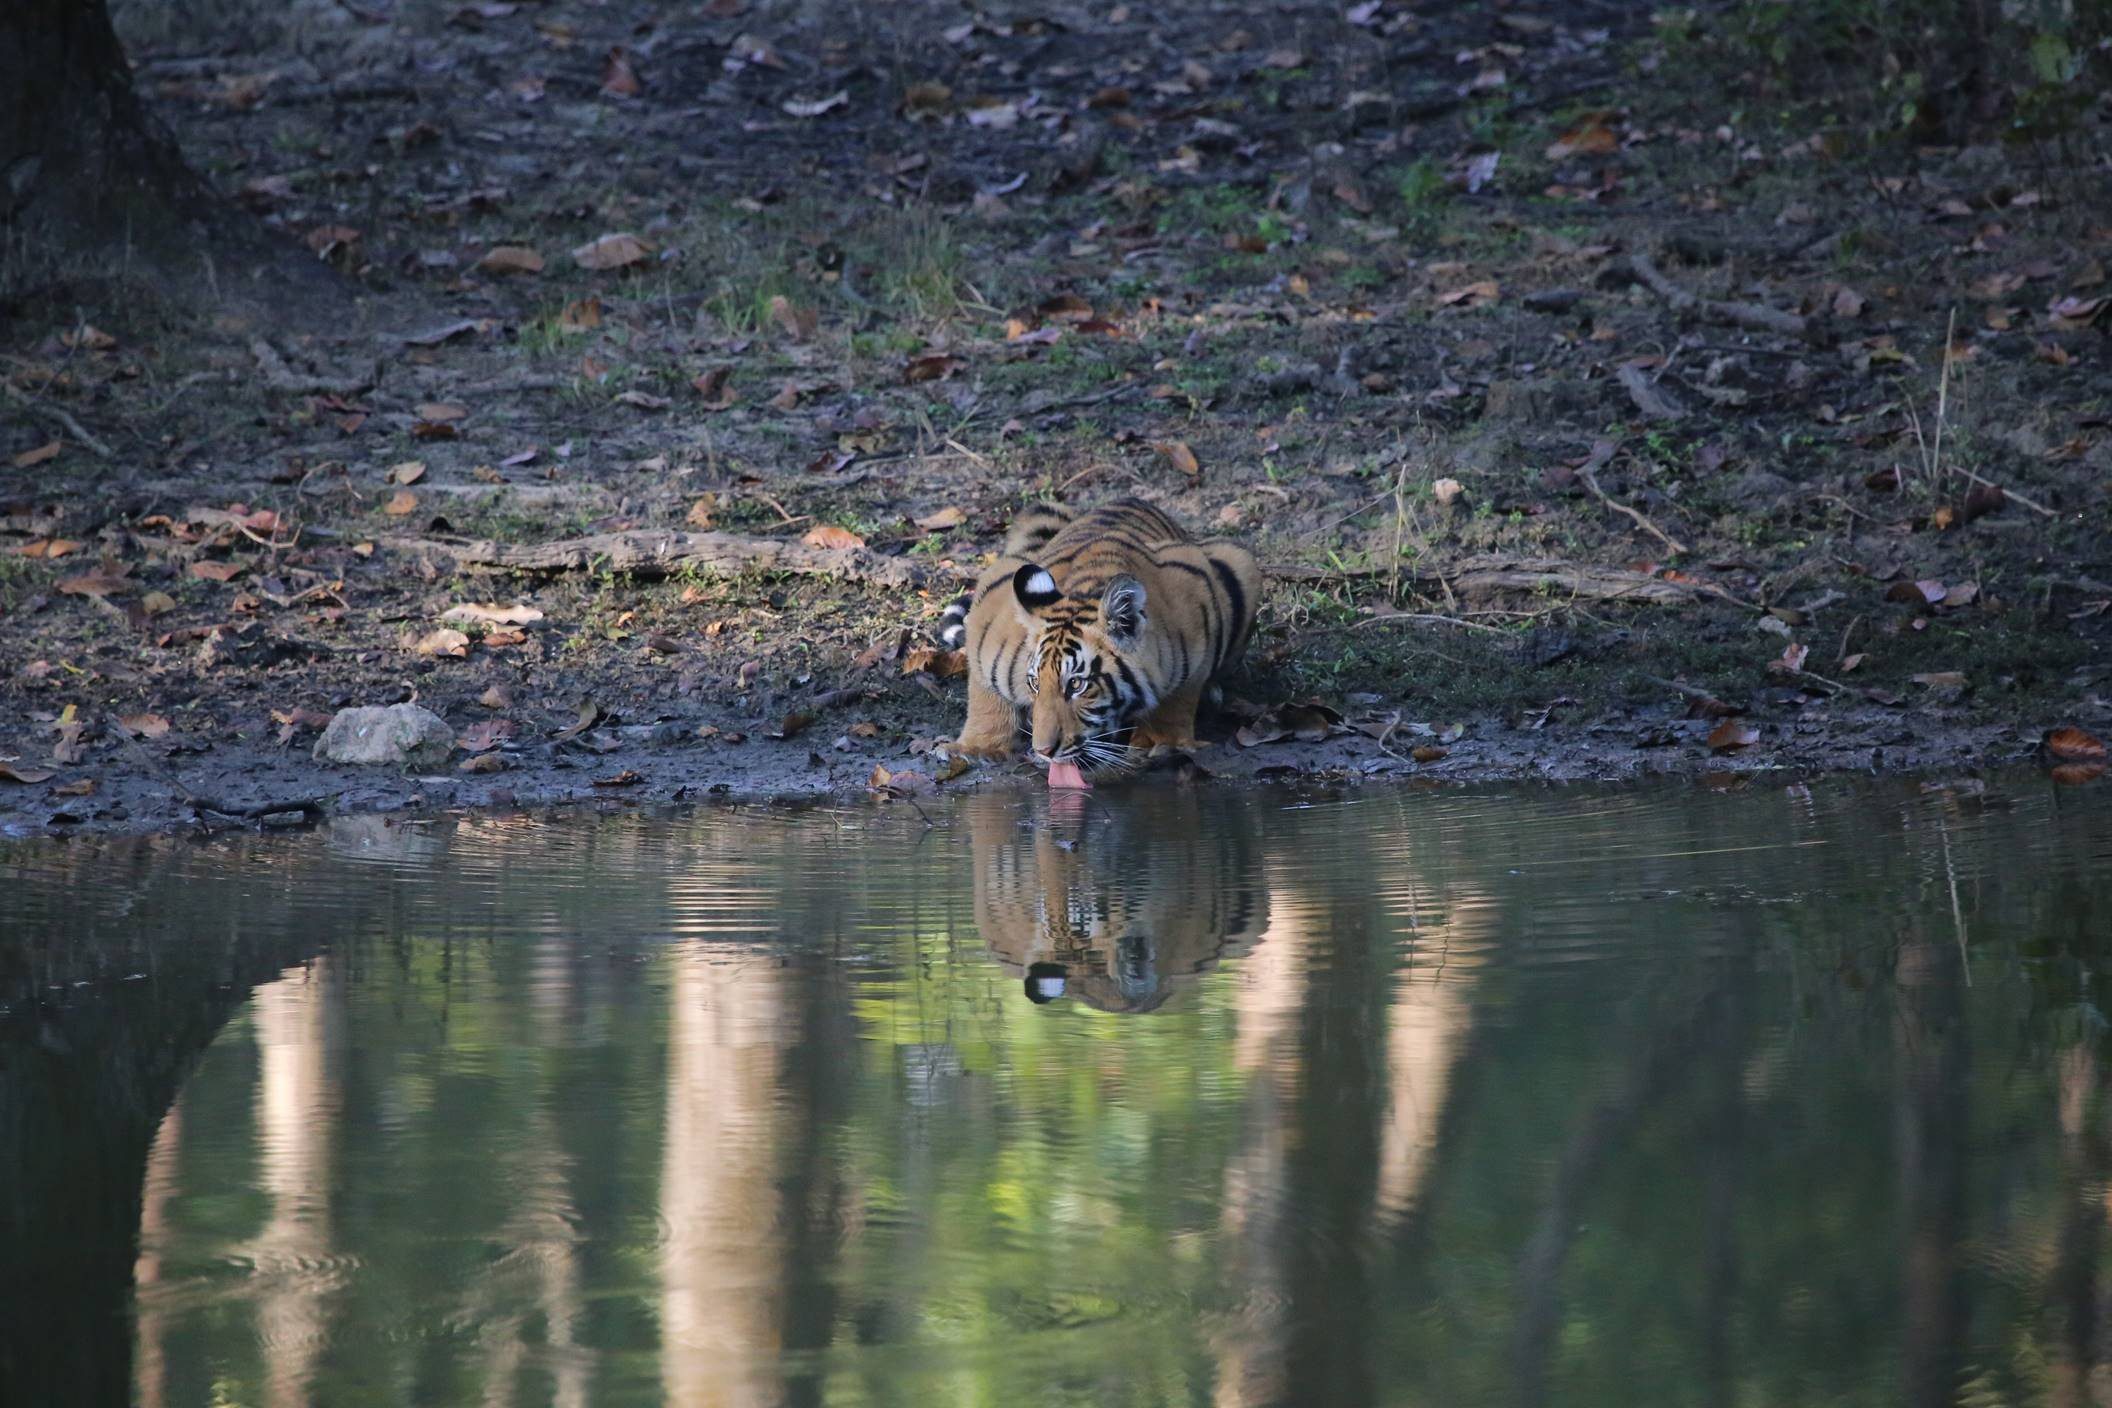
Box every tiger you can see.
[963,787,1271,1013]
[936,497,1262,778]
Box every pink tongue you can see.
[1047,760,1091,791]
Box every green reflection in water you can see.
[5,778,2112,1407]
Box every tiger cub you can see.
[938,498,1261,776]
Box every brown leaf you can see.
[900,645,967,678]
[460,719,516,752]
[600,46,643,97]
[478,245,545,275]
[767,295,817,340]
[1911,671,1967,688]
[118,712,171,738]
[1706,719,1760,752]
[559,296,603,332]
[686,496,717,529]
[849,720,881,738]
[2050,762,2107,787]
[478,684,514,710]
[416,402,468,423]
[592,768,644,787]
[189,560,244,583]
[411,419,458,441]
[0,764,56,785]
[615,389,671,410]
[768,710,815,740]
[904,354,964,384]
[1410,745,1448,763]
[56,573,130,598]
[1886,579,1947,606]
[414,627,471,658]
[442,601,544,626]
[1545,116,1619,159]
[1435,280,1500,308]
[572,232,654,271]
[460,752,509,774]
[692,366,736,409]
[1154,440,1201,477]
[384,490,420,516]
[387,460,427,486]
[1037,293,1094,323]
[2046,726,2108,762]
[1771,642,1810,673]
[14,538,80,558]
[802,524,866,550]
[141,590,176,617]
[12,440,62,469]
[914,505,965,531]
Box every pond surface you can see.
[4,777,2112,1407]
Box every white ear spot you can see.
[1027,570,1056,597]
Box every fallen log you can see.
[388,530,953,590]
[1267,557,1751,608]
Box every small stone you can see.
[313,704,455,769]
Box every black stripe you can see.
[1209,557,1250,665]
[971,612,995,659]
[993,636,1019,693]
[1160,559,1221,672]
[1112,655,1145,709]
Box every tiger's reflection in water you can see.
[965,786,1271,1013]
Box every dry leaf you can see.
[2045,726,2108,762]
[387,460,427,485]
[1706,719,1760,752]
[692,366,736,409]
[686,496,717,529]
[1411,745,1448,763]
[572,232,654,271]
[384,490,419,516]
[914,505,965,531]
[442,601,544,626]
[904,354,964,383]
[615,389,670,410]
[900,645,967,678]
[12,440,62,469]
[0,764,56,785]
[478,684,514,710]
[559,296,603,332]
[55,571,128,598]
[15,538,80,558]
[592,769,645,787]
[1154,440,1201,477]
[189,560,244,583]
[414,627,471,658]
[802,524,866,550]
[117,712,171,738]
[782,90,849,118]
[767,295,817,340]
[1436,281,1501,308]
[600,46,643,97]
[478,245,545,275]
[1545,116,1619,159]
[416,402,469,423]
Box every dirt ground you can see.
[2,0,2109,836]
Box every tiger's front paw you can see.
[1128,725,1198,754]
[942,735,1015,762]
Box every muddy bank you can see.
[0,689,2039,841]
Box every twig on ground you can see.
[1614,362,1687,421]
[1954,465,2057,518]
[1630,252,1815,343]
[1351,611,1507,635]
[249,337,379,397]
[1,381,114,458]
[1577,464,1689,556]
[1268,557,1756,610]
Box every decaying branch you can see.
[1267,557,1749,608]
[249,337,380,397]
[390,529,952,590]
[1630,252,1816,343]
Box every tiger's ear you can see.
[1100,574,1147,646]
[1011,562,1062,617]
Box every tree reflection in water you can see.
[3,780,2112,1405]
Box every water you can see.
[4,777,2112,1407]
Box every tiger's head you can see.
[1010,563,1154,774]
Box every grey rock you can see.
[313,704,455,769]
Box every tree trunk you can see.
[0,0,332,308]
[1,0,201,233]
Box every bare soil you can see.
[3,0,2109,836]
